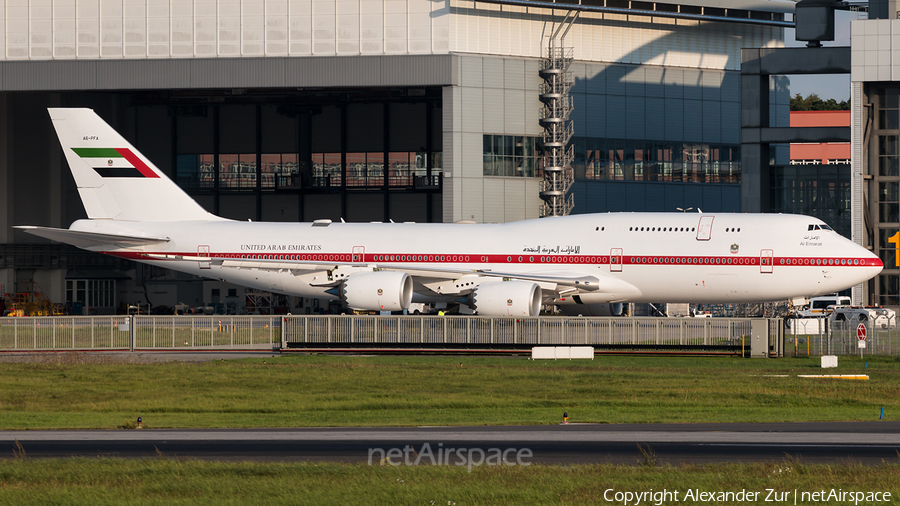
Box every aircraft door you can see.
[760,249,773,274]
[610,248,623,272]
[198,245,211,269]
[696,216,714,241]
[352,246,365,263]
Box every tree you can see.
[790,93,850,111]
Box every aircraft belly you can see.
[142,260,337,299]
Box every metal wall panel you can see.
[346,193,384,223]
[0,55,453,91]
[605,95,626,140]
[569,62,587,95]
[523,59,540,91]
[625,96,645,140]
[684,184,705,209]
[721,101,740,144]
[389,193,428,223]
[664,68,684,98]
[504,179,526,221]
[644,66,664,98]
[570,93,586,139]
[584,62,606,95]
[721,72,740,102]
[460,87,484,134]
[459,56,483,88]
[585,94,606,139]
[503,58,524,90]
[664,98,684,141]
[483,57,504,88]
[702,71,722,101]
[524,89,543,137]
[624,66,645,97]
[605,65,626,96]
[483,178,506,223]
[483,88,505,133]
[644,97,665,141]
[645,184,666,212]
[625,184,645,212]
[503,89,526,134]
[219,195,257,221]
[303,194,342,222]
[683,69,703,100]
[683,98,704,142]
[702,101,722,144]
[261,195,301,222]
[460,176,484,223]
[460,132,483,178]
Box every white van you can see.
[796,295,851,317]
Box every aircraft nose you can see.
[861,249,884,279]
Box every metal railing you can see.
[0,316,281,351]
[282,315,758,350]
[786,315,899,356]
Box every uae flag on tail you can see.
[72,147,159,178]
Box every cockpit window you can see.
[808,224,834,231]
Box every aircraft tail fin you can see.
[48,108,217,222]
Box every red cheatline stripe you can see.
[105,251,884,268]
[114,148,159,178]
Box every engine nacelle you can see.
[341,271,413,311]
[471,281,542,317]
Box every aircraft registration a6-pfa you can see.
[17,109,883,317]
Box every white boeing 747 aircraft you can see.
[16,109,884,316]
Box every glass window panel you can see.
[879,156,899,176]
[887,88,899,109]
[887,110,900,130]
[879,135,898,156]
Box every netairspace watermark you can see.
[603,488,893,506]
[368,443,532,472]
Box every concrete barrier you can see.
[532,346,594,360]
[821,355,838,368]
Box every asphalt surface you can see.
[2,422,898,464]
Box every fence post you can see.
[130,317,135,352]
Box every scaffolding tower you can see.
[539,11,578,217]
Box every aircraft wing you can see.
[15,226,170,249]
[160,254,600,295]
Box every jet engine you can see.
[471,281,542,317]
[341,271,413,311]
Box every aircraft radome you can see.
[16,109,883,317]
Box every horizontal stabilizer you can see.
[15,226,169,249]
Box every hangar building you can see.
[0,0,791,314]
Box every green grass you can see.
[0,354,898,429]
[0,459,898,505]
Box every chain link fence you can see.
[786,315,898,356]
